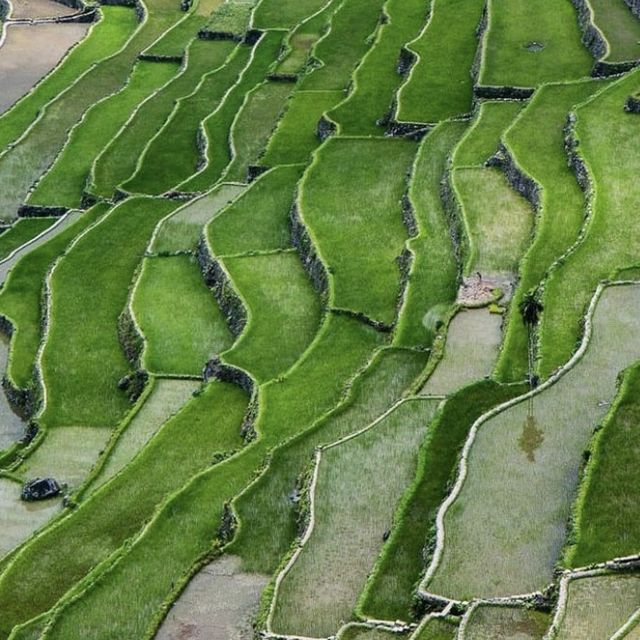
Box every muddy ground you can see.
[0,21,89,114]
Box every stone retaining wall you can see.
[290,201,329,301]
[624,0,640,19]
[197,236,247,337]
[18,204,69,218]
[570,0,607,61]
[491,143,540,211]
[563,113,590,193]
[203,356,258,441]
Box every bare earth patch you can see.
[0,22,89,114]
[156,555,268,640]
[9,0,77,20]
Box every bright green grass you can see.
[300,0,386,91]
[428,285,640,600]
[394,121,466,350]
[260,91,342,166]
[224,81,293,182]
[205,2,253,36]
[463,605,549,640]
[123,44,250,195]
[28,60,179,208]
[479,0,592,88]
[0,218,56,261]
[0,205,108,390]
[566,366,640,566]
[208,165,303,255]
[178,31,285,193]
[395,0,485,124]
[453,101,525,166]
[87,378,201,493]
[275,0,339,76]
[253,0,327,29]
[0,6,137,152]
[221,252,322,382]
[360,379,525,621]
[228,347,428,573]
[583,0,640,63]
[0,379,248,639]
[453,167,534,275]
[0,0,185,220]
[143,13,209,58]
[39,198,178,428]
[152,183,245,254]
[328,0,429,135]
[133,256,232,375]
[18,426,111,491]
[300,137,415,325]
[415,618,457,640]
[537,70,640,379]
[272,399,437,637]
[17,315,384,639]
[555,574,640,640]
[495,79,606,382]
[89,38,236,199]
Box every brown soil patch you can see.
[457,272,514,306]
[156,555,268,640]
[9,0,77,20]
[0,21,89,114]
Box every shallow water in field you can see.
[421,308,502,397]
[0,477,60,557]
[0,22,89,115]
[556,574,640,640]
[155,555,267,640]
[430,284,640,599]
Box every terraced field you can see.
[1,0,640,637]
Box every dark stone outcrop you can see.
[317,115,337,142]
[18,204,68,218]
[625,95,640,113]
[198,28,243,42]
[21,477,61,501]
[474,85,534,100]
[247,164,268,183]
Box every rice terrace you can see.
[2,0,640,637]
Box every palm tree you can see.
[519,289,543,388]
